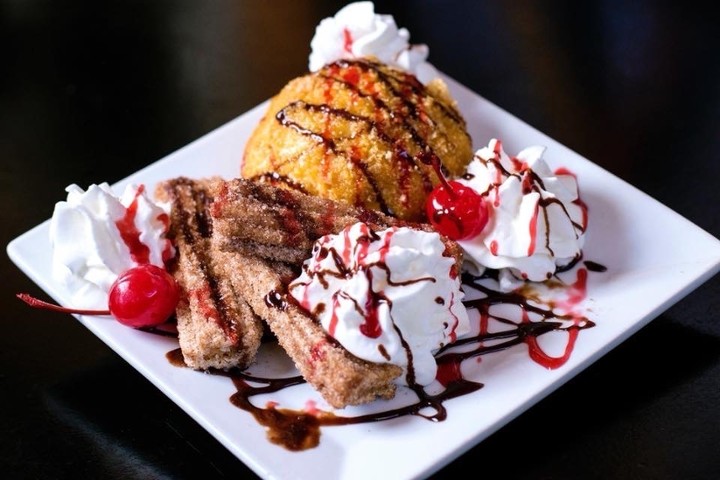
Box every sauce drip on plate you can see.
[164,264,602,450]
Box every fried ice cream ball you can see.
[241,57,473,222]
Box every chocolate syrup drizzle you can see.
[249,58,470,219]
[163,261,602,451]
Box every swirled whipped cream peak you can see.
[288,222,469,386]
[49,182,174,309]
[308,1,438,83]
[457,139,588,289]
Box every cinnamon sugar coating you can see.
[210,178,463,268]
[210,177,396,264]
[156,177,263,370]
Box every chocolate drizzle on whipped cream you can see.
[457,140,588,284]
[467,148,588,254]
[287,222,468,387]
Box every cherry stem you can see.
[439,176,457,199]
[421,151,457,199]
[17,293,111,316]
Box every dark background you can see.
[2,1,719,478]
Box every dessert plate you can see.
[8,73,720,480]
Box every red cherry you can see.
[18,264,179,329]
[426,180,489,240]
[109,264,179,328]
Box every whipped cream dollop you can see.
[457,139,588,289]
[49,183,174,309]
[289,222,469,386]
[308,1,438,83]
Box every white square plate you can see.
[8,73,720,480]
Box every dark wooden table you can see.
[3,2,719,479]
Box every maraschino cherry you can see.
[426,180,488,240]
[422,153,489,240]
[17,264,179,328]
[108,265,179,327]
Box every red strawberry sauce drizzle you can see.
[527,201,539,256]
[115,185,151,264]
[114,184,174,265]
[162,259,601,451]
[342,27,353,54]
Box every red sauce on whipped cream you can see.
[115,185,152,264]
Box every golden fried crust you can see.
[241,58,473,222]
